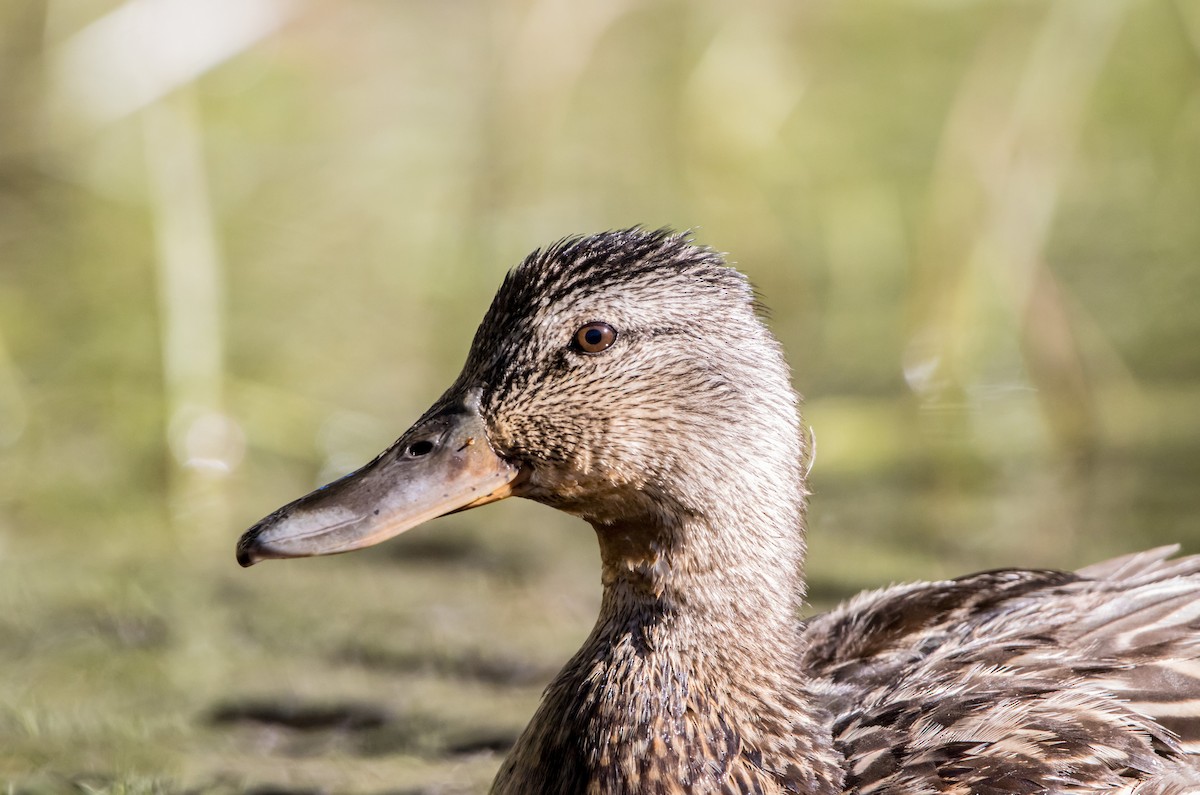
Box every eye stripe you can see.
[574,322,617,353]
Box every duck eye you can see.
[573,321,617,354]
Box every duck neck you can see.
[492,495,845,794]
[596,504,808,644]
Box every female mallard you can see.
[238,229,1200,794]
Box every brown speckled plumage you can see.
[240,229,1200,794]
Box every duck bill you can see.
[236,402,519,567]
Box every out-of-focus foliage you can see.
[1,0,1198,791]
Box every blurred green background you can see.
[2,0,1199,791]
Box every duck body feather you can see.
[804,547,1200,793]
[491,548,1200,795]
[239,229,1200,794]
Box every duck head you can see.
[238,229,807,591]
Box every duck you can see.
[237,228,1200,794]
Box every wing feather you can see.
[803,549,1200,792]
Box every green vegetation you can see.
[1,0,1198,791]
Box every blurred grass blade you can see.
[143,87,242,542]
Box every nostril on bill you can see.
[405,439,436,457]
